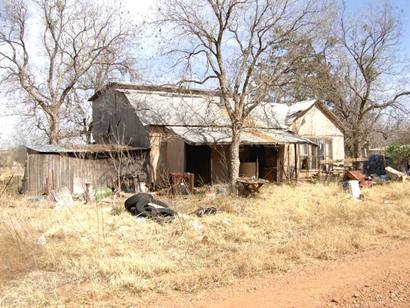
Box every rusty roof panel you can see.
[26,144,148,154]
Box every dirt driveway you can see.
[156,240,410,308]
[199,241,410,308]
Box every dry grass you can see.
[0,182,410,306]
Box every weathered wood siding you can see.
[166,136,185,173]
[92,90,150,148]
[25,152,148,195]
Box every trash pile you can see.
[343,162,408,200]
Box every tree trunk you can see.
[48,113,60,145]
[352,141,361,158]
[351,132,362,170]
[229,126,241,193]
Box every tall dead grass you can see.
[0,182,409,306]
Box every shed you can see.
[23,144,149,195]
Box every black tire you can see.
[135,202,176,218]
[151,198,169,208]
[155,207,176,217]
[124,193,175,219]
[125,193,153,214]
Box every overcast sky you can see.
[0,0,409,148]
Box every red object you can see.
[344,170,372,188]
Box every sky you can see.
[0,0,410,147]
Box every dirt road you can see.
[185,241,410,308]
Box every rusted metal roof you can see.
[88,84,340,146]
[88,82,219,101]
[123,89,230,127]
[26,144,148,154]
[251,100,317,129]
[167,126,316,145]
[93,84,341,131]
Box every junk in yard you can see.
[169,172,194,195]
[216,186,228,196]
[344,170,373,188]
[366,155,388,176]
[368,174,389,184]
[124,193,176,221]
[342,180,363,201]
[193,207,217,217]
[385,166,407,183]
[51,187,74,209]
[346,180,362,201]
[237,177,269,196]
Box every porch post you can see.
[294,143,298,181]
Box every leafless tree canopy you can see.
[304,2,410,156]
[157,0,321,188]
[0,0,137,144]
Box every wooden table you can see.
[237,177,269,196]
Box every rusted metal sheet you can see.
[169,172,194,194]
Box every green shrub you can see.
[386,144,410,165]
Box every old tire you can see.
[151,198,169,208]
[125,193,153,214]
[135,202,176,218]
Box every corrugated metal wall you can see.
[25,152,147,195]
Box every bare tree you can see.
[157,0,319,190]
[0,0,136,144]
[106,136,144,196]
[313,2,410,157]
[66,50,140,144]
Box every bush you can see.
[386,144,410,166]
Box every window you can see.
[300,144,309,170]
[308,138,333,170]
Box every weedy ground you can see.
[0,181,409,307]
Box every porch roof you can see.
[166,126,316,146]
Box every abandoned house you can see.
[23,144,148,195]
[89,83,345,186]
[252,99,345,178]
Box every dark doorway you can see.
[239,145,278,181]
[258,147,278,181]
[185,145,211,185]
